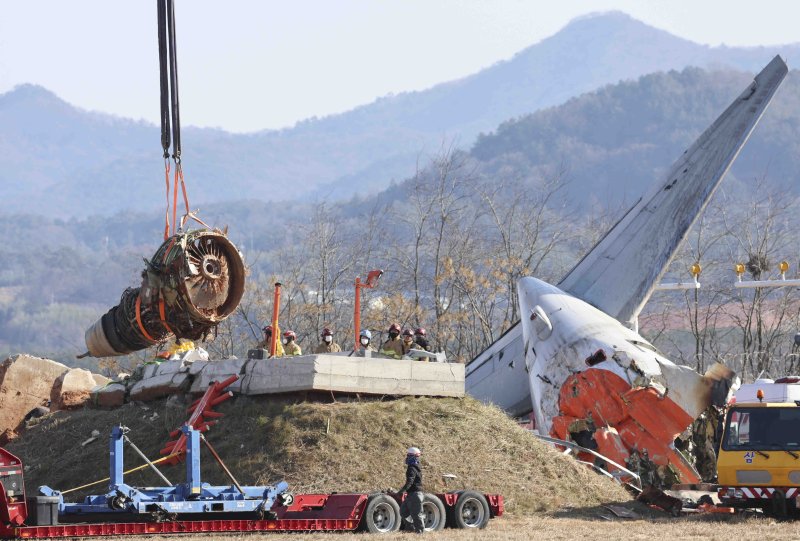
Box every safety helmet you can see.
[407,446,421,456]
[321,327,333,337]
[388,323,401,333]
[262,325,273,333]
[360,329,372,339]
[414,327,426,336]
[283,330,296,340]
[402,329,414,337]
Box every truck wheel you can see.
[362,494,401,533]
[452,490,490,529]
[422,493,446,531]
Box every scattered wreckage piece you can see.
[83,229,245,358]
[637,486,683,516]
[602,504,639,519]
[533,433,641,490]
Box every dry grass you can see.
[7,395,626,515]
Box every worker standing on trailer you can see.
[396,447,425,534]
[283,330,302,356]
[380,323,404,358]
[314,328,342,353]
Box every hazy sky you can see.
[2,0,800,132]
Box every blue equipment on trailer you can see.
[39,425,290,518]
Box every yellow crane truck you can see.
[718,377,800,517]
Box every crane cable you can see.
[157,0,207,240]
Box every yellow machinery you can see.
[718,377,800,516]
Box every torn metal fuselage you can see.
[467,56,788,486]
[84,229,246,357]
[519,277,733,484]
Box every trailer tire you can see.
[451,490,490,529]
[422,493,446,532]
[401,493,446,532]
[362,494,401,533]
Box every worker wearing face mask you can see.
[358,329,375,352]
[282,330,302,356]
[314,328,342,353]
[380,323,404,358]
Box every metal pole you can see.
[123,435,173,486]
[271,282,282,356]
[354,277,361,351]
[200,434,245,495]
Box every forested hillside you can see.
[3,64,800,380]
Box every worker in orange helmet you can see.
[380,323,404,358]
[282,330,302,356]
[413,328,430,352]
[314,327,342,354]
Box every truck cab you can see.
[718,377,800,516]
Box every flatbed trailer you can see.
[1,489,502,538]
[0,377,502,537]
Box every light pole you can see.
[354,270,383,351]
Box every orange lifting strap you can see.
[134,296,157,343]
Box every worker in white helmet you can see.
[395,446,424,533]
[356,329,375,357]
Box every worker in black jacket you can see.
[396,446,424,533]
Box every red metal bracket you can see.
[159,375,238,464]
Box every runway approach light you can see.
[735,259,800,289]
[653,263,702,291]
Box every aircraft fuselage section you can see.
[518,277,714,436]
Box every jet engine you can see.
[83,229,245,357]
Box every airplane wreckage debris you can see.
[82,229,245,358]
[467,55,789,486]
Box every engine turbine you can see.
[84,229,245,357]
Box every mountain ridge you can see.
[3,11,800,217]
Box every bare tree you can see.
[719,181,799,379]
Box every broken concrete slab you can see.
[51,368,98,409]
[189,358,247,393]
[91,383,127,408]
[0,354,68,434]
[154,358,193,376]
[240,354,464,397]
[129,372,191,402]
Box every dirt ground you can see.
[49,513,800,541]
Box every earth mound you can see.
[7,395,628,514]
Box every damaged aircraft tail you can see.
[468,55,788,482]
